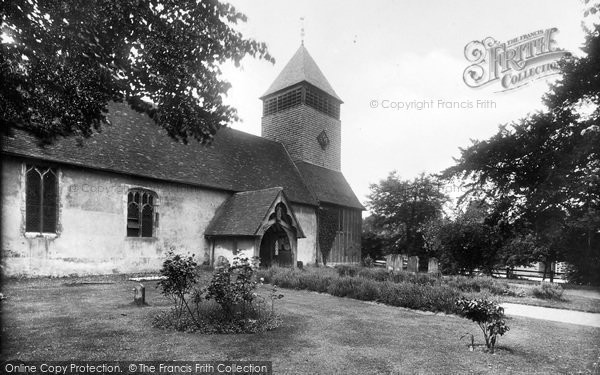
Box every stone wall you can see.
[1,156,230,276]
[211,238,256,266]
[2,156,322,276]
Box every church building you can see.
[0,45,363,276]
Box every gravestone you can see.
[215,255,230,269]
[407,256,419,273]
[386,254,405,272]
[394,254,402,272]
[133,283,145,306]
[428,257,439,274]
[385,254,394,271]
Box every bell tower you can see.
[260,45,343,171]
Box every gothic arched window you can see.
[25,165,58,234]
[127,189,157,237]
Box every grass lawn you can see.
[1,275,599,374]
[500,288,600,313]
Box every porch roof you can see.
[205,187,304,238]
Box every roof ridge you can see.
[234,187,284,196]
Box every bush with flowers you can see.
[153,254,283,334]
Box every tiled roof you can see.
[1,103,317,206]
[261,45,342,101]
[205,187,304,237]
[295,161,364,210]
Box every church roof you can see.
[261,45,342,101]
[205,187,304,237]
[295,161,364,210]
[1,103,317,206]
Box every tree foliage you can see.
[1,0,272,143]
[436,201,509,275]
[361,216,386,260]
[366,172,448,257]
[443,24,600,284]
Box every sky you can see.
[219,0,589,210]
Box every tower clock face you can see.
[317,130,330,150]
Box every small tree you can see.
[157,250,200,325]
[456,297,510,353]
[205,257,259,318]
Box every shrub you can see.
[456,297,510,353]
[298,272,333,293]
[155,255,283,334]
[354,268,440,286]
[255,266,277,283]
[335,264,360,277]
[532,282,564,301]
[388,271,439,286]
[268,267,302,289]
[153,298,281,334]
[445,276,512,295]
[205,257,259,318]
[327,277,357,297]
[357,267,389,282]
[378,282,459,313]
[259,266,461,314]
[157,250,201,323]
[353,278,381,301]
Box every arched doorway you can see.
[259,203,297,268]
[259,224,293,267]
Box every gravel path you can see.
[502,303,600,327]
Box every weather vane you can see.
[300,17,305,45]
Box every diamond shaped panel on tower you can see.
[317,130,330,150]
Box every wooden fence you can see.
[376,255,566,282]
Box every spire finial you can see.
[300,17,305,45]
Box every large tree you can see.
[443,24,600,283]
[361,215,386,261]
[436,200,512,276]
[1,0,272,143]
[367,172,448,258]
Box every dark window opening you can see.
[25,165,58,234]
[305,86,340,119]
[262,85,340,119]
[127,189,157,237]
[263,87,303,116]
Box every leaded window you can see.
[127,189,157,237]
[25,165,58,233]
